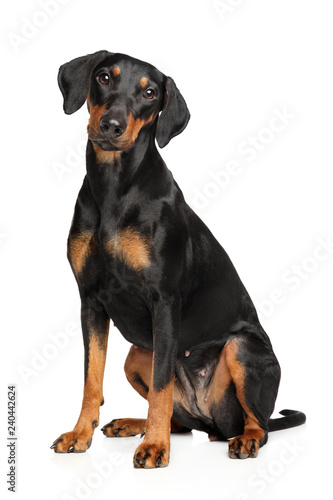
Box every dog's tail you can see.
[268,409,306,432]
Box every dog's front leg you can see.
[51,302,109,453]
[133,297,180,468]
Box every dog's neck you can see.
[85,131,170,211]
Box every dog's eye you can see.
[143,88,156,99]
[98,73,110,85]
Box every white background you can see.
[1,0,332,498]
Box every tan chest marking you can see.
[69,231,95,275]
[105,228,151,271]
[92,143,122,164]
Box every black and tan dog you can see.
[51,51,305,468]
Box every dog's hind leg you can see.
[101,345,189,438]
[210,329,281,459]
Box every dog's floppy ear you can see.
[58,50,111,114]
[156,77,190,148]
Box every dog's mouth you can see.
[88,133,137,153]
[89,138,122,151]
[87,126,131,152]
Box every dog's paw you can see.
[51,425,96,453]
[228,435,260,459]
[133,441,169,468]
[101,418,145,438]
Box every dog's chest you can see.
[68,224,152,286]
[103,227,152,272]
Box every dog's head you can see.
[58,51,190,150]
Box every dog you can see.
[51,51,306,468]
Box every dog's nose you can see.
[100,109,127,139]
[100,118,125,138]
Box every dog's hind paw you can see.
[101,418,146,437]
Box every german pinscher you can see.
[51,51,306,467]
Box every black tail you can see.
[268,409,306,432]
